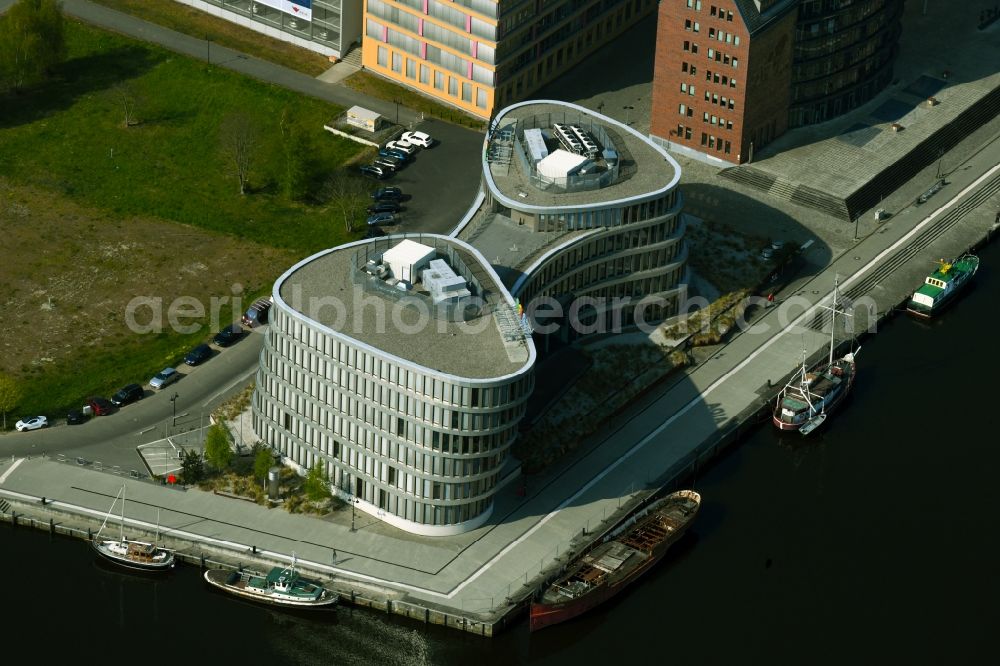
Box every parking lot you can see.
[362,117,485,236]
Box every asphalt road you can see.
[5,331,264,469]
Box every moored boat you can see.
[906,254,979,319]
[91,483,175,572]
[204,556,338,609]
[529,489,701,632]
[773,277,857,435]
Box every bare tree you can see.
[113,81,140,127]
[220,112,259,195]
[323,170,369,233]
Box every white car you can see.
[15,415,48,431]
[149,367,180,390]
[401,130,433,148]
[385,139,418,155]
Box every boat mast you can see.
[829,275,838,367]
[120,483,126,542]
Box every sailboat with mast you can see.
[772,276,858,435]
[92,483,175,572]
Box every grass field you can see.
[87,0,332,76]
[343,71,487,131]
[0,21,368,422]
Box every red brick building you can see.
[651,0,903,165]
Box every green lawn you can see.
[0,20,365,255]
[343,71,488,131]
[0,21,371,423]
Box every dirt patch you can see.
[0,179,297,376]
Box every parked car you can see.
[241,297,272,328]
[149,367,180,390]
[66,409,89,426]
[365,226,387,238]
[15,415,48,431]
[372,158,399,173]
[359,164,389,179]
[111,383,144,407]
[385,139,418,155]
[367,200,401,215]
[371,186,403,202]
[184,343,213,366]
[214,324,243,347]
[87,396,115,416]
[401,130,433,148]
[367,212,398,226]
[378,148,410,163]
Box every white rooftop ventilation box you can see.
[382,240,435,284]
[422,259,472,304]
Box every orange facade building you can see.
[362,0,660,120]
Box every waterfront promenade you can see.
[3,128,998,633]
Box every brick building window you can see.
[685,19,692,30]
[701,132,707,145]
[692,44,699,54]
[683,40,690,51]
[724,140,731,154]
[685,127,692,139]
[728,99,735,109]
[682,62,688,72]
[727,10,733,21]
[706,69,712,81]
[733,58,739,68]
[693,22,700,32]
[690,65,697,75]
[679,103,687,115]
[707,48,714,59]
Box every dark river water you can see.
[3,239,997,665]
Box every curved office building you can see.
[466,100,686,342]
[252,234,536,536]
[789,0,904,127]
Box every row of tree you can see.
[0,0,66,93]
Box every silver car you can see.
[149,367,180,390]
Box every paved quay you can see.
[4,128,999,634]
[4,0,1000,637]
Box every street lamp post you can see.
[623,105,635,126]
[853,212,860,242]
[393,99,400,125]
[206,36,212,65]
[350,496,359,531]
[170,393,179,425]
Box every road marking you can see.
[0,458,25,485]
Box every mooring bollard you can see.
[251,545,257,554]
[424,608,429,624]
[200,553,206,570]
[49,519,55,535]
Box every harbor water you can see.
[2,240,997,664]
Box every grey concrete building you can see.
[252,235,535,535]
[465,100,687,345]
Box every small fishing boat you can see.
[204,555,338,609]
[92,483,175,572]
[773,277,858,435]
[906,254,979,318]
